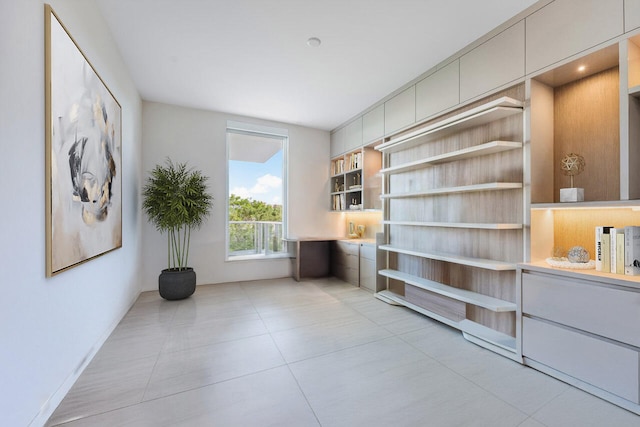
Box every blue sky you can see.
[229,150,283,205]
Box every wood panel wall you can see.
[553,67,620,202]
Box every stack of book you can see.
[331,158,345,175]
[595,226,640,275]
[348,152,362,170]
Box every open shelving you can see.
[376,87,525,360]
[330,145,381,211]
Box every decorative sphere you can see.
[567,246,590,263]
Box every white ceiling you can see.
[96,0,540,131]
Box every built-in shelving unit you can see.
[520,36,640,414]
[375,90,525,360]
[330,146,381,211]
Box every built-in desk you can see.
[285,237,337,281]
[285,237,377,283]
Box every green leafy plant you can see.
[142,159,213,270]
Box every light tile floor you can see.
[47,277,640,426]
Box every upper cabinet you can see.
[384,86,416,135]
[416,60,459,121]
[525,0,624,75]
[362,104,384,144]
[344,117,363,153]
[625,0,640,32]
[460,21,525,102]
[330,126,346,158]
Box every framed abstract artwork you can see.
[45,4,122,276]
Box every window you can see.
[226,121,288,260]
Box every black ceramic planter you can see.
[159,267,196,300]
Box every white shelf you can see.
[531,200,640,210]
[382,220,522,230]
[380,141,522,174]
[380,182,522,199]
[374,290,517,355]
[378,269,516,312]
[379,245,516,271]
[376,97,524,153]
[630,85,640,98]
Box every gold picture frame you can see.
[45,4,122,276]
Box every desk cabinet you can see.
[331,240,359,286]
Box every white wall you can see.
[141,101,341,290]
[0,1,143,426]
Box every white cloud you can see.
[231,174,282,203]
[250,174,281,194]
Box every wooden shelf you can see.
[378,269,516,312]
[380,182,522,199]
[382,220,522,230]
[376,97,524,153]
[630,85,640,98]
[380,141,522,174]
[379,245,516,271]
[374,290,517,355]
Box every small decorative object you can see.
[567,246,590,263]
[357,224,366,237]
[546,245,594,269]
[560,152,585,202]
[348,221,359,238]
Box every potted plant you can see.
[142,159,213,300]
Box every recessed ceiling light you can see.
[578,65,586,72]
[307,37,321,48]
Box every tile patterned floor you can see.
[47,277,640,426]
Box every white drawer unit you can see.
[519,266,640,413]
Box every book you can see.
[610,228,624,274]
[624,226,640,276]
[616,231,625,275]
[595,226,604,271]
[601,227,613,273]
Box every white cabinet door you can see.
[626,0,640,32]
[526,0,624,74]
[384,86,416,135]
[416,60,459,121]
[460,21,525,102]
[362,104,384,144]
[344,117,363,153]
[330,127,346,158]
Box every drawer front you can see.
[523,317,639,404]
[336,265,359,287]
[522,272,640,348]
[359,243,376,261]
[332,251,358,269]
[334,240,359,256]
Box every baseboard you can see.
[29,292,140,427]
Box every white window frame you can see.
[225,120,289,261]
